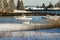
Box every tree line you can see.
[36,1,60,8]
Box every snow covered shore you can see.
[0,23,59,31]
[0,31,60,37]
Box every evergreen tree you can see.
[36,5,39,8]
[42,3,45,8]
[17,0,24,10]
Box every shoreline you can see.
[0,31,59,37]
[0,12,60,16]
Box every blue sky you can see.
[15,0,59,6]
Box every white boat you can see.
[14,15,32,21]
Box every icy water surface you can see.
[0,16,60,40]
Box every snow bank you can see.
[14,10,31,13]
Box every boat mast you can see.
[17,0,24,10]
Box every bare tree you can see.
[3,0,8,12]
[8,0,15,13]
[0,0,3,12]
